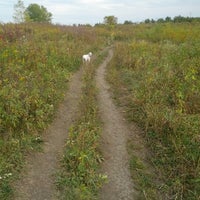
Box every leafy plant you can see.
[56,50,107,200]
[107,23,200,199]
[0,22,107,199]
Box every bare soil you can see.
[96,49,137,200]
[14,67,83,200]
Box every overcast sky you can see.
[0,0,200,25]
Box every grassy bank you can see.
[107,23,200,199]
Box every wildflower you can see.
[20,76,25,81]
[35,136,43,143]
[4,173,12,177]
[99,174,108,181]
[0,173,12,180]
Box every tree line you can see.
[13,0,52,23]
[97,15,200,26]
[144,15,200,24]
[12,1,200,25]
[124,16,200,24]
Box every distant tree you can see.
[186,17,193,22]
[104,16,118,25]
[25,4,52,23]
[124,20,133,25]
[157,18,165,23]
[13,0,26,23]
[144,18,151,23]
[94,23,104,27]
[173,15,185,23]
[173,15,200,23]
[141,15,200,24]
[165,16,172,22]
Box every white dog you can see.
[82,52,92,63]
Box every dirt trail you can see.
[96,49,136,200]
[14,49,137,200]
[14,67,83,200]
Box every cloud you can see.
[79,0,106,4]
[46,0,200,24]
[0,0,200,24]
[46,0,126,24]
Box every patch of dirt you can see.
[96,49,138,200]
[14,67,83,200]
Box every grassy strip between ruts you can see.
[56,49,108,200]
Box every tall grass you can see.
[56,50,108,200]
[107,23,200,199]
[0,23,107,199]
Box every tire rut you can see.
[96,49,136,200]
[14,67,83,200]
[14,48,136,200]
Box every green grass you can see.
[106,23,200,199]
[0,22,108,199]
[2,21,199,199]
[56,50,108,200]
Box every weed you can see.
[56,50,107,199]
[0,22,108,199]
[107,23,200,199]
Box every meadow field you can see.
[0,22,199,199]
[0,23,108,198]
[108,23,200,199]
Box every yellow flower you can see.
[20,76,25,81]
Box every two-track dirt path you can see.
[14,67,83,200]
[14,48,136,200]
[96,49,136,200]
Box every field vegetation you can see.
[107,23,200,199]
[56,50,108,200]
[0,21,200,200]
[0,22,108,199]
